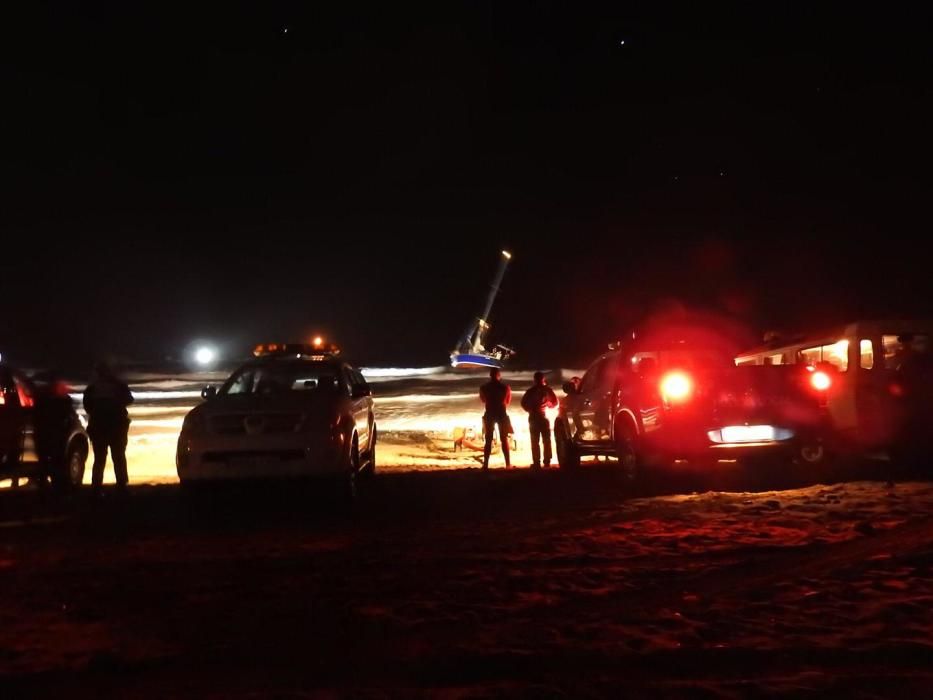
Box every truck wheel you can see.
[555,421,580,470]
[53,442,87,489]
[614,421,640,479]
[793,441,832,485]
[796,443,826,465]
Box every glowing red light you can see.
[660,371,693,402]
[810,370,831,391]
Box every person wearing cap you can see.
[521,371,558,470]
[83,361,134,490]
[479,367,512,470]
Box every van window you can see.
[859,339,874,370]
[799,340,849,372]
[765,353,783,365]
[883,334,932,370]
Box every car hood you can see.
[191,393,342,418]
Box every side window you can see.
[799,346,821,366]
[598,355,619,390]
[859,339,874,370]
[581,355,619,393]
[355,371,370,395]
[347,370,364,395]
[226,369,255,395]
[765,353,783,366]
[883,334,931,370]
[799,340,849,372]
[580,358,606,393]
[338,370,353,397]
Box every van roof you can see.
[737,319,933,357]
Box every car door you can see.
[346,368,372,452]
[12,373,39,467]
[0,369,36,471]
[576,354,619,444]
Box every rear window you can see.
[222,362,340,396]
[799,340,849,372]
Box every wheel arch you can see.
[613,409,639,439]
[67,431,90,457]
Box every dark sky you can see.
[4,3,933,368]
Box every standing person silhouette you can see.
[479,368,512,470]
[83,362,134,491]
[521,371,558,469]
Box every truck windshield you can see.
[633,349,732,371]
[221,362,340,396]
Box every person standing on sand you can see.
[521,371,558,470]
[83,361,134,491]
[479,367,512,470]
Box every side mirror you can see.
[352,386,372,399]
[201,385,217,400]
[562,382,577,395]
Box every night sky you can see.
[4,3,932,369]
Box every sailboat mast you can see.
[479,250,512,324]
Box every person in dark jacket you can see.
[83,362,134,489]
[32,371,75,484]
[521,371,558,469]
[479,368,512,470]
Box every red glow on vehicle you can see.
[660,371,693,403]
[810,370,832,391]
[15,385,33,407]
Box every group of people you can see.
[478,368,558,471]
[9,363,133,490]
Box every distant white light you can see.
[501,250,512,259]
[283,27,289,34]
[619,40,625,46]
[194,346,217,366]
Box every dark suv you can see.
[554,329,832,474]
[0,364,89,488]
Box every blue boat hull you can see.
[450,353,503,369]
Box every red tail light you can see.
[810,370,831,391]
[660,371,693,403]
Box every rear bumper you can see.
[640,423,815,460]
[177,433,347,482]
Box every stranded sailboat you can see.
[449,250,517,369]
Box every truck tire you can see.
[613,418,640,479]
[555,420,580,470]
[793,440,833,485]
[52,441,87,490]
